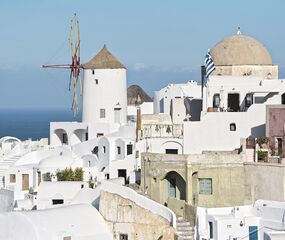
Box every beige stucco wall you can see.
[141,152,245,210]
[99,191,175,240]
[244,163,285,204]
[212,65,278,79]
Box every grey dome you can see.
[210,34,272,66]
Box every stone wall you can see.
[99,191,176,240]
[141,152,245,209]
[244,163,285,204]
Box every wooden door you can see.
[22,174,29,191]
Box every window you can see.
[230,123,236,131]
[117,146,121,155]
[92,146,98,155]
[92,70,95,75]
[97,133,104,138]
[100,109,106,118]
[95,79,98,84]
[102,146,106,153]
[245,93,253,108]
[105,174,110,179]
[209,221,213,239]
[62,133,68,144]
[120,234,128,240]
[127,144,133,155]
[10,174,16,183]
[52,199,64,205]
[213,94,220,108]
[199,178,212,195]
[85,132,88,141]
[165,149,178,154]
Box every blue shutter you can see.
[249,226,258,240]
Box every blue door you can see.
[168,177,176,198]
[249,226,258,240]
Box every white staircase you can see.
[176,216,195,240]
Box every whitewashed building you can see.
[196,200,285,240]
[183,31,285,154]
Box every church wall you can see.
[211,65,278,79]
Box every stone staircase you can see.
[176,216,195,240]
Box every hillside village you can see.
[1,29,285,240]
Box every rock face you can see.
[127,85,152,105]
[99,191,176,240]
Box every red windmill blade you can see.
[42,14,82,116]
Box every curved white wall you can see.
[82,69,127,125]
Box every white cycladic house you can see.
[153,80,202,119]
[183,76,285,154]
[196,200,285,240]
[0,203,113,240]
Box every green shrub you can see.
[56,167,83,181]
[257,150,267,161]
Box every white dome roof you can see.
[211,33,272,66]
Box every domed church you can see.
[203,29,278,79]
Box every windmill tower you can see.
[44,15,128,144]
[81,45,127,138]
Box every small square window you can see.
[120,234,128,240]
[100,109,106,118]
[199,178,212,195]
[10,174,16,183]
[230,123,236,131]
[97,133,104,138]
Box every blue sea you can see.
[0,109,81,141]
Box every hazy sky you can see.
[0,0,284,109]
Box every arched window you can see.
[213,94,220,108]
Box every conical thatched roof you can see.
[82,44,125,69]
[127,85,152,105]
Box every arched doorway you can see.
[54,129,68,145]
[164,171,186,201]
[192,172,198,206]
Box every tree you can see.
[74,168,83,181]
[56,167,83,181]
